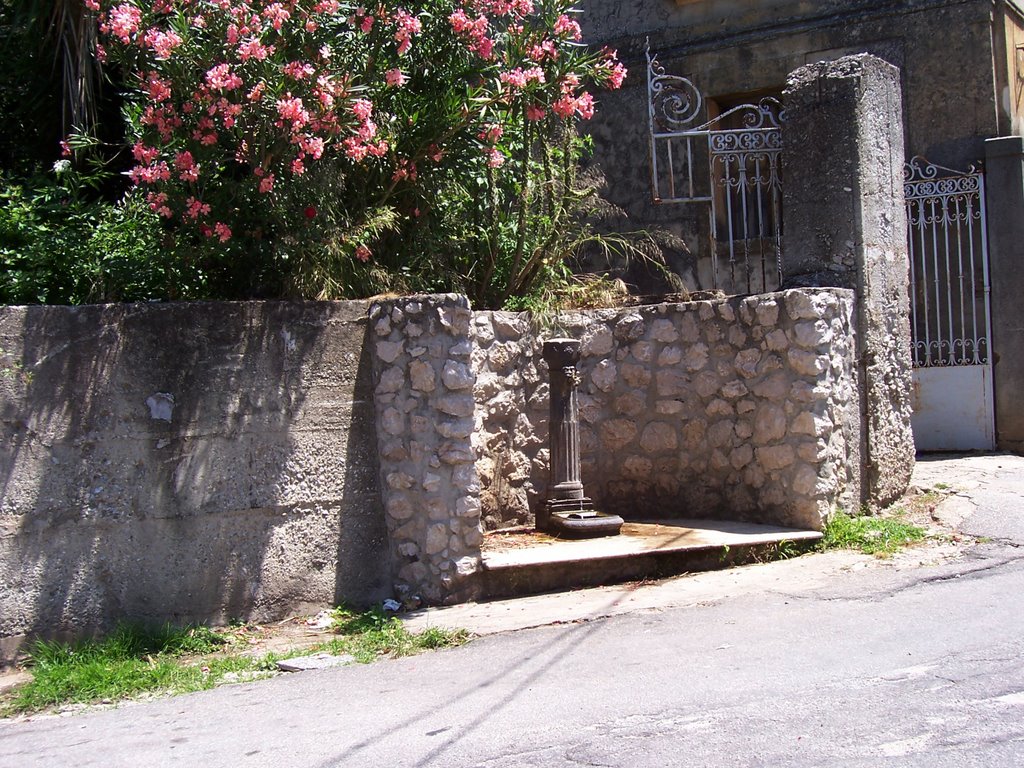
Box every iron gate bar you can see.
[646,45,784,294]
[903,157,992,368]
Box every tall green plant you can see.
[86,0,627,304]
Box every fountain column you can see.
[539,339,623,537]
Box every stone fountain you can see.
[537,338,624,537]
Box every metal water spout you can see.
[538,339,623,537]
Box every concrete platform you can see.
[481,519,822,599]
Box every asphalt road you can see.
[2,455,1022,767]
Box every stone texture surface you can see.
[369,296,483,606]
[782,54,914,508]
[472,290,860,531]
[0,302,391,649]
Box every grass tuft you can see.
[820,511,927,557]
[320,606,468,663]
[2,609,468,717]
[4,623,231,715]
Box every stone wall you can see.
[0,287,893,648]
[783,55,915,507]
[472,289,861,532]
[368,295,483,606]
[0,301,391,657]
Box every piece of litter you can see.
[306,610,334,629]
[276,653,355,672]
[382,599,402,612]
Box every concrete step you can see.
[481,519,823,600]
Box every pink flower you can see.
[300,135,325,159]
[385,68,407,87]
[184,196,211,220]
[344,137,369,161]
[449,11,493,59]
[144,72,172,102]
[354,245,371,262]
[552,95,576,119]
[214,222,232,242]
[284,61,315,81]
[599,52,627,89]
[276,95,310,129]
[132,142,159,164]
[146,192,172,218]
[478,124,503,143]
[238,38,274,62]
[174,150,195,170]
[553,14,582,41]
[529,40,558,62]
[205,63,242,91]
[526,104,546,121]
[393,9,421,55]
[392,158,417,182]
[499,67,544,90]
[109,4,142,43]
[357,119,377,141]
[144,28,182,59]
[128,161,171,185]
[485,147,505,168]
[263,3,291,31]
[175,150,199,181]
[576,91,595,120]
[259,173,275,193]
[351,99,373,121]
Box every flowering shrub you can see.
[86,0,625,302]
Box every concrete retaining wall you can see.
[0,302,391,656]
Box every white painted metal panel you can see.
[911,365,995,451]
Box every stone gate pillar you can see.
[781,54,914,509]
[984,136,1024,452]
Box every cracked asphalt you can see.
[2,453,1022,767]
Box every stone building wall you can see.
[472,288,861,532]
[577,0,1010,290]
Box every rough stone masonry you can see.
[471,290,862,535]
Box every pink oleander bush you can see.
[83,0,625,304]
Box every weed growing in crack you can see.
[820,511,927,557]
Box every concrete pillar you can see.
[781,54,914,509]
[984,136,1024,452]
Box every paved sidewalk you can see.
[404,452,1024,637]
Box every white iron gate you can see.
[905,157,995,450]
[647,48,783,295]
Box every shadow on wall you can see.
[0,301,391,653]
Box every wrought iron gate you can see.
[646,48,783,295]
[904,157,995,450]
